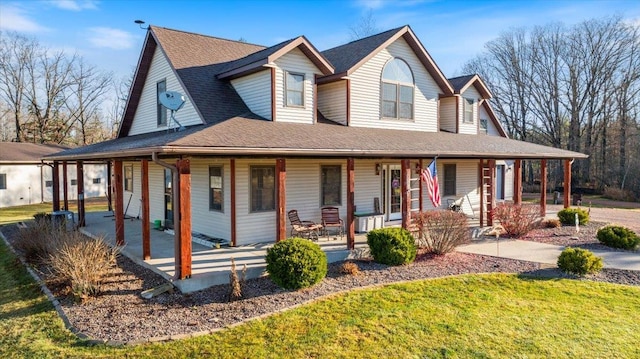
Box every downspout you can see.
[152,152,181,280]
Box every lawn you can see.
[1,239,639,358]
[0,198,108,225]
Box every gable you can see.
[128,46,203,136]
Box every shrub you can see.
[413,210,470,254]
[603,187,637,202]
[339,261,360,276]
[492,203,541,237]
[48,232,119,299]
[542,218,561,228]
[557,208,589,226]
[13,218,64,264]
[366,228,417,265]
[557,247,603,276]
[597,225,640,250]
[265,238,327,290]
[228,257,247,302]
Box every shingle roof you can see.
[448,75,476,93]
[47,116,586,161]
[0,142,67,163]
[448,74,492,98]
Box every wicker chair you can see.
[287,210,323,241]
[321,206,344,240]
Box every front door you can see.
[383,164,402,221]
[164,169,173,229]
[496,165,505,200]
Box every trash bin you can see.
[51,210,75,231]
[153,220,162,230]
[572,193,583,206]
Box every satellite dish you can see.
[159,91,186,111]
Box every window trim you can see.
[284,71,305,108]
[320,165,342,206]
[209,166,224,212]
[157,79,167,127]
[463,97,475,124]
[250,165,276,213]
[0,173,6,190]
[380,58,415,121]
[479,118,488,134]
[124,165,134,192]
[443,164,457,196]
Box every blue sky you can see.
[1,0,639,80]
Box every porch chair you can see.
[287,210,323,241]
[321,206,344,240]
[447,197,464,213]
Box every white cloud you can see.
[48,0,98,11]
[0,4,50,33]
[88,27,135,50]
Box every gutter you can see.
[151,152,182,280]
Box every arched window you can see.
[381,58,414,119]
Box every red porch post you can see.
[113,160,125,246]
[62,161,69,210]
[177,159,192,279]
[513,159,522,205]
[106,161,113,212]
[276,158,286,242]
[401,159,411,230]
[487,159,496,226]
[141,159,151,260]
[76,161,85,227]
[418,159,424,212]
[479,159,484,227]
[564,159,572,209]
[540,159,547,216]
[52,161,60,212]
[346,158,355,250]
[230,159,237,247]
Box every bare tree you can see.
[350,9,379,40]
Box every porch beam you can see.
[76,161,85,227]
[564,159,572,209]
[52,161,60,212]
[114,160,125,246]
[276,158,286,242]
[177,159,192,279]
[346,158,355,250]
[62,161,69,210]
[401,159,411,230]
[540,159,547,216]
[230,159,237,247]
[141,159,151,260]
[418,159,424,212]
[513,159,522,205]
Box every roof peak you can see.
[149,25,266,48]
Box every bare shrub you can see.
[13,218,64,264]
[492,203,541,237]
[603,187,637,202]
[542,218,561,228]
[339,261,360,276]
[228,257,246,302]
[48,232,119,300]
[413,210,470,254]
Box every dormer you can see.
[218,36,333,124]
[440,74,493,135]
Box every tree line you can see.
[0,31,129,146]
[464,16,640,200]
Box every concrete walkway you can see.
[457,239,640,271]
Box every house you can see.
[0,142,107,208]
[45,25,586,280]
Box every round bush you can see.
[597,225,640,250]
[265,238,327,290]
[557,208,589,225]
[557,247,603,276]
[366,228,417,266]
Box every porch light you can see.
[415,162,421,174]
[375,163,381,175]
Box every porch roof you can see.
[45,115,587,161]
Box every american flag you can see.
[420,159,441,208]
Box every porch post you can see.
[418,159,424,212]
[479,159,484,227]
[141,159,150,260]
[62,161,69,210]
[540,159,547,216]
[401,159,411,230]
[76,161,85,227]
[177,159,192,279]
[230,159,237,247]
[564,159,572,209]
[113,160,125,246]
[346,158,355,250]
[106,161,113,212]
[52,161,60,212]
[276,158,286,242]
[487,159,496,227]
[513,159,522,205]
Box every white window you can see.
[124,165,133,192]
[480,118,488,134]
[381,58,414,120]
[0,173,6,190]
[250,166,275,212]
[209,166,223,212]
[321,165,341,206]
[285,72,304,107]
[464,98,475,123]
[157,79,167,126]
[93,178,101,184]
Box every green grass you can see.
[1,238,639,358]
[0,198,108,225]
